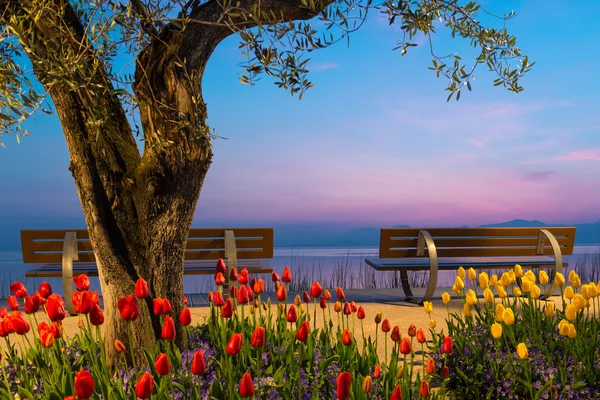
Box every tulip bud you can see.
[399,337,411,354]
[281,266,292,283]
[357,305,366,319]
[239,372,255,398]
[500,272,511,287]
[334,301,342,313]
[361,375,372,393]
[336,371,351,400]
[423,301,433,314]
[463,303,472,317]
[441,292,451,304]
[465,289,477,306]
[483,288,494,304]
[489,274,498,287]
[441,366,449,379]
[373,364,382,379]
[567,323,577,339]
[539,270,549,285]
[419,380,430,398]
[323,289,332,300]
[514,264,523,278]
[299,304,305,314]
[320,297,327,309]
[454,276,464,290]
[341,329,353,346]
[408,323,417,337]
[479,272,489,289]
[191,350,207,376]
[381,319,391,333]
[517,343,528,359]
[425,358,435,375]
[491,323,502,339]
[503,308,515,325]
[565,304,577,321]
[390,326,401,342]
[441,336,452,354]
[302,291,311,304]
[416,328,426,343]
[468,268,476,281]
[429,319,436,329]
[374,312,382,324]
[495,303,505,322]
[457,267,466,279]
[294,295,302,307]
[545,303,555,317]
[512,286,522,297]
[554,272,565,287]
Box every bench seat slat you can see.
[365,256,568,272]
[25,259,272,278]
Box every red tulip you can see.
[419,380,430,397]
[310,281,323,298]
[75,291,96,314]
[251,326,265,348]
[35,291,47,305]
[282,266,292,283]
[400,337,412,355]
[381,319,391,333]
[373,364,382,379]
[350,301,357,313]
[114,339,126,353]
[239,372,255,398]
[154,353,171,376]
[343,302,351,315]
[320,296,327,309]
[441,366,449,379]
[237,284,249,304]
[161,316,176,340]
[39,282,52,298]
[286,305,298,323]
[336,371,351,400]
[324,289,332,300]
[191,350,206,376]
[0,308,7,318]
[357,306,366,319]
[296,321,310,342]
[207,291,214,303]
[276,284,287,302]
[7,296,19,311]
[226,333,243,355]
[50,321,61,338]
[341,329,353,346]
[222,298,234,318]
[239,268,249,285]
[425,359,435,375]
[229,285,238,299]
[64,397,76,400]
[135,278,149,299]
[336,287,345,301]
[0,318,12,335]
[216,258,227,274]
[183,295,188,305]
[153,298,172,316]
[271,271,280,282]
[46,294,66,321]
[117,295,139,321]
[10,281,28,298]
[252,278,264,295]
[213,291,224,307]
[74,370,95,399]
[390,385,402,400]
[214,272,225,286]
[442,336,453,354]
[408,323,417,337]
[73,275,91,292]
[302,291,311,304]
[135,372,154,399]
[229,268,238,282]
[10,312,30,335]
[89,304,104,326]
[416,328,426,344]
[39,328,55,347]
[391,326,401,342]
[24,295,40,314]
[179,307,192,326]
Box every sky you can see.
[1,0,599,229]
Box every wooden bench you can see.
[21,228,274,313]
[365,227,576,304]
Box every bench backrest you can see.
[379,227,576,258]
[21,228,274,264]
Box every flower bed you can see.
[0,261,598,399]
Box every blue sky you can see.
[1,0,599,228]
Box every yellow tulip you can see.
[490,274,498,287]
[483,288,494,304]
[539,270,549,285]
[429,319,436,329]
[567,324,577,339]
[465,289,477,306]
[545,303,555,317]
[423,301,433,314]
[558,319,570,336]
[468,267,477,281]
[299,304,305,314]
[464,303,472,317]
[524,270,536,284]
[517,343,528,359]
[479,272,489,290]
[514,264,523,278]
[457,267,466,280]
[455,276,465,291]
[582,284,591,300]
[362,376,372,393]
[375,312,382,324]
[573,294,586,311]
[442,292,451,304]
[500,272,511,287]
[452,284,461,296]
[531,285,541,300]
[589,283,599,298]
[503,308,515,325]
[512,287,522,297]
[521,280,532,293]
[497,285,508,299]
[565,286,575,300]
[495,303,505,322]
[334,301,342,313]
[508,270,516,284]
[554,272,565,287]
[572,276,581,289]
[294,295,302,306]
[397,366,404,379]
[568,270,578,284]
[491,323,502,339]
[565,304,577,321]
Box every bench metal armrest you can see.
[537,229,563,298]
[62,232,78,315]
[223,230,238,298]
[416,230,439,302]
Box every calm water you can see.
[1,245,599,297]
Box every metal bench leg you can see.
[62,232,78,315]
[400,270,415,299]
[404,230,438,305]
[223,230,237,299]
[538,229,564,300]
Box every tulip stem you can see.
[313,299,317,331]
[126,321,136,368]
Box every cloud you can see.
[522,171,558,182]
[311,62,340,71]
[554,149,600,161]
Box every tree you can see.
[0,0,532,363]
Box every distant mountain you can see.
[479,219,550,228]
